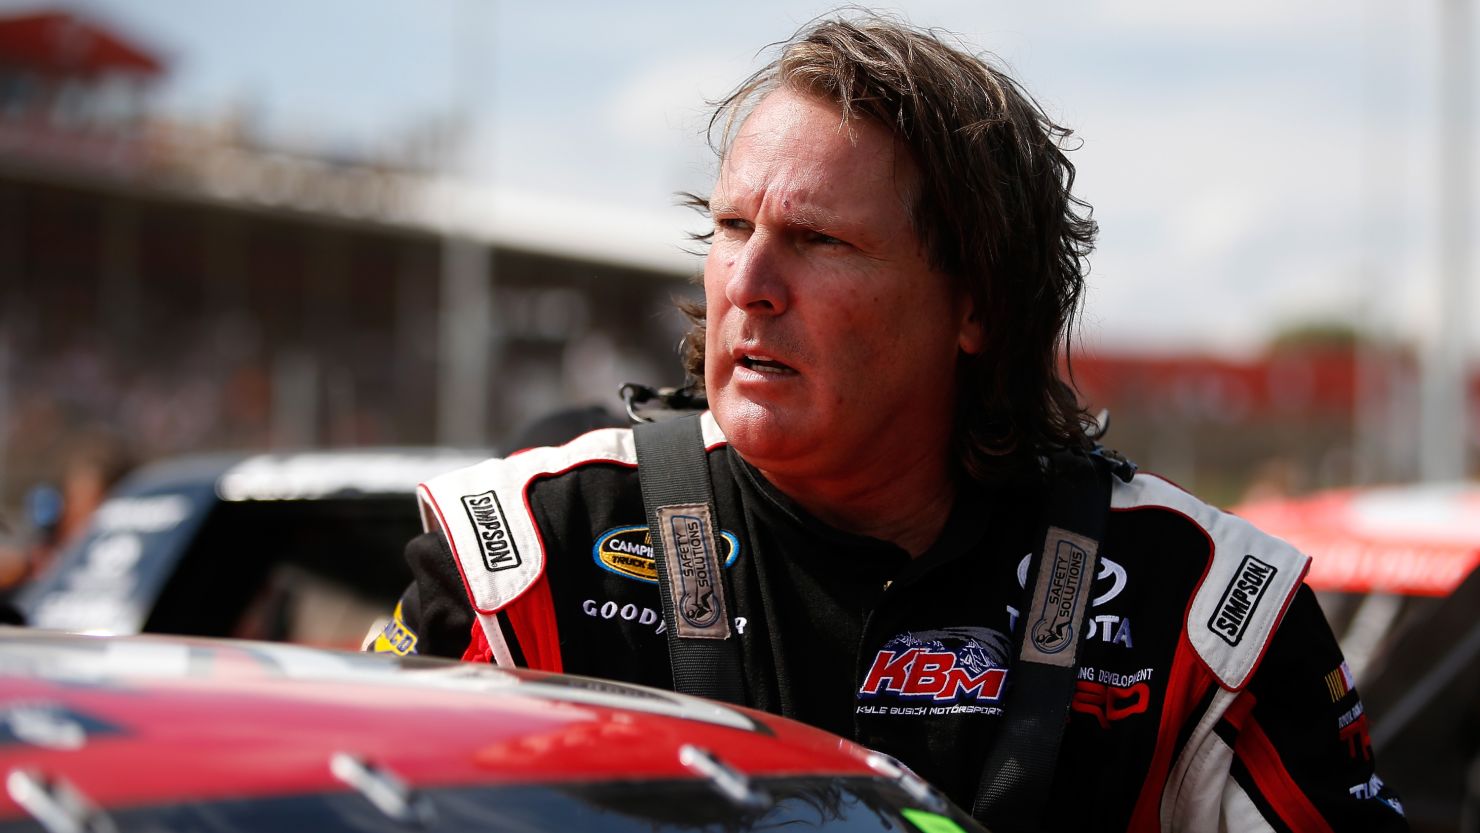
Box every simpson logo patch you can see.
[856,627,1011,715]
[1022,528,1098,666]
[460,490,521,572]
[593,525,739,584]
[654,504,730,639]
[1208,554,1278,646]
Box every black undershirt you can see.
[727,449,1000,739]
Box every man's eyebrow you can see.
[706,196,841,230]
[782,203,841,230]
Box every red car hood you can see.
[0,630,879,816]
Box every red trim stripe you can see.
[1127,632,1214,831]
[1234,716,1335,833]
[461,620,492,663]
[505,574,563,673]
[1221,690,1256,731]
[1122,499,1220,831]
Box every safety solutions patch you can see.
[654,504,731,639]
[856,627,1012,716]
[592,524,739,584]
[1022,527,1099,667]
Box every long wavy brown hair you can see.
[681,12,1098,482]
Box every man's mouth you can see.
[739,355,796,375]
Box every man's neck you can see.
[755,451,958,558]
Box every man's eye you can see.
[809,231,846,246]
[716,218,752,233]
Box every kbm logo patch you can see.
[858,627,1011,711]
[593,525,740,584]
[1209,554,1278,646]
[461,490,521,572]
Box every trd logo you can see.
[859,648,1009,703]
[1339,712,1373,761]
[1071,680,1149,729]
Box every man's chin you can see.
[711,398,813,463]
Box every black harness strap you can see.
[633,414,747,706]
[633,411,1119,825]
[972,451,1114,831]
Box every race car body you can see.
[0,629,979,833]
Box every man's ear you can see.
[957,297,985,356]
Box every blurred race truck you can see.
[11,449,487,647]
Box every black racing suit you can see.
[376,415,1407,831]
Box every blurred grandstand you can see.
[0,7,1476,512]
[0,7,694,514]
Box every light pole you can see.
[1421,0,1474,482]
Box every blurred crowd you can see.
[0,329,288,588]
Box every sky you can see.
[11,0,1479,357]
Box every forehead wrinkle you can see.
[778,200,840,231]
[715,179,842,234]
[713,161,838,228]
[712,89,917,245]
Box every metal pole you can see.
[1421,0,1473,481]
[437,235,493,445]
[0,332,9,508]
[436,0,497,446]
[1356,0,1394,486]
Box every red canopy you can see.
[1234,482,1480,596]
[0,10,163,77]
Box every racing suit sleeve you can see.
[368,532,476,659]
[1218,585,1407,831]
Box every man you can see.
[376,14,1406,831]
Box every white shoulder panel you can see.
[417,413,725,614]
[1111,474,1310,690]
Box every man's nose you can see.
[724,232,788,315]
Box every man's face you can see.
[704,88,981,483]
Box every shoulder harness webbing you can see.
[971,449,1117,831]
[633,413,747,706]
[635,415,1122,830]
